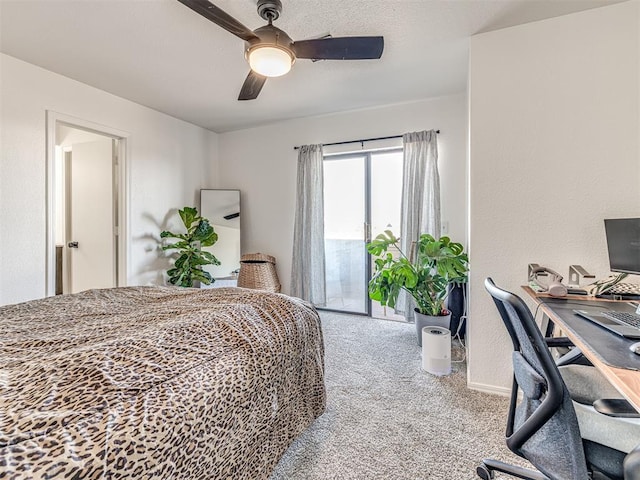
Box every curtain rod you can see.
[293,130,440,150]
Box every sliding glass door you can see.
[323,155,367,313]
[323,150,403,316]
[369,152,404,320]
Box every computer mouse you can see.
[630,342,640,355]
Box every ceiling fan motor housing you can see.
[245,24,295,64]
[257,0,282,22]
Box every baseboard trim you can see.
[467,381,511,397]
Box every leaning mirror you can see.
[200,189,241,284]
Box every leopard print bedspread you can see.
[0,286,326,479]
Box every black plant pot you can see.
[448,282,467,339]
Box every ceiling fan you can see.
[177,0,384,100]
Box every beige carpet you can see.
[270,311,528,480]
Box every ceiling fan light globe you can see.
[248,46,293,77]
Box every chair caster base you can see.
[477,464,494,479]
[476,459,549,480]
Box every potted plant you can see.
[367,231,469,345]
[161,206,221,287]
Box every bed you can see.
[0,286,325,479]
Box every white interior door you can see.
[66,139,116,293]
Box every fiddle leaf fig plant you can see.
[161,206,221,287]
[367,231,469,317]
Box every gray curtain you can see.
[291,144,326,305]
[397,130,441,319]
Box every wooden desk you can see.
[522,286,640,411]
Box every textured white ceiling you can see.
[0,0,625,132]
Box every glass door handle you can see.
[68,241,79,248]
[364,223,371,243]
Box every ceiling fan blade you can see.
[292,36,384,60]
[177,0,258,42]
[238,71,267,101]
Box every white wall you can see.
[218,94,468,295]
[0,54,220,305]
[468,2,640,393]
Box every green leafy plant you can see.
[367,231,469,316]
[161,207,221,287]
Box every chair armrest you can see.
[624,445,640,480]
[545,337,574,348]
[593,398,640,418]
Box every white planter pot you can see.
[414,309,451,346]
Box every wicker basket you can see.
[237,253,281,293]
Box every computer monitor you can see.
[604,218,640,275]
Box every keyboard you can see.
[606,282,640,295]
[602,310,640,329]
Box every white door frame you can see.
[46,111,130,296]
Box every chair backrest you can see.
[484,278,588,480]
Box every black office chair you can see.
[478,278,639,480]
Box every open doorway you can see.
[46,112,129,296]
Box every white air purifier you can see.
[421,327,452,376]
